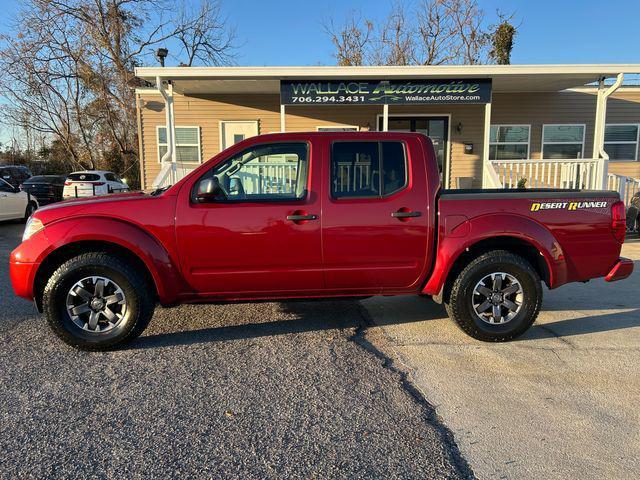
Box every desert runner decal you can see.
[530,201,608,212]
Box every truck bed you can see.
[436,188,622,288]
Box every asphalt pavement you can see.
[0,222,471,479]
[364,241,640,480]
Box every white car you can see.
[0,177,38,222]
[63,171,129,199]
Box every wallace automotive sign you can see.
[280,79,492,105]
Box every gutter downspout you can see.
[593,73,624,189]
[156,75,176,185]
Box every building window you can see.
[317,126,359,132]
[542,124,585,159]
[489,125,530,160]
[157,126,201,163]
[604,124,639,161]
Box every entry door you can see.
[220,121,259,151]
[381,116,449,174]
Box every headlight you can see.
[22,217,44,242]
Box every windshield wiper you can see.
[150,185,172,196]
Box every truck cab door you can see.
[174,139,323,297]
[321,136,431,292]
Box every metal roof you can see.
[134,64,640,94]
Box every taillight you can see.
[611,200,626,243]
[64,181,71,186]
[93,182,106,186]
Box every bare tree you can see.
[324,14,373,66]
[0,0,238,186]
[326,0,513,67]
[176,0,237,67]
[375,3,415,66]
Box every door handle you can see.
[391,210,422,219]
[287,214,319,221]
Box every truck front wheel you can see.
[445,250,542,342]
[42,252,155,351]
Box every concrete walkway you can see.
[363,240,640,480]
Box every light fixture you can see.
[456,122,463,134]
[156,48,168,67]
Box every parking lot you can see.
[2,220,639,479]
[364,241,640,479]
[0,222,470,479]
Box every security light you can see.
[156,48,168,67]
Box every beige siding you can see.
[138,87,640,189]
[492,88,640,179]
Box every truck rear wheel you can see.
[42,252,155,351]
[445,250,542,342]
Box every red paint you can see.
[9,132,632,306]
[605,257,634,282]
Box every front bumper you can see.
[604,257,634,282]
[9,259,38,300]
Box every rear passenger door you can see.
[321,138,430,292]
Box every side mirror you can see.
[196,177,224,202]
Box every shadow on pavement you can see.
[522,308,640,340]
[128,300,367,350]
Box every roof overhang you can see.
[134,64,640,95]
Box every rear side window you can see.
[331,141,407,199]
[68,173,101,182]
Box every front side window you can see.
[604,124,639,161]
[331,141,407,199]
[208,142,308,201]
[489,125,530,160]
[158,126,201,163]
[542,125,585,159]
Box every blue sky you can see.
[3,0,637,66]
[1,0,639,146]
[209,0,640,66]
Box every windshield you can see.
[68,173,101,182]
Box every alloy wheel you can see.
[471,272,523,325]
[65,276,127,333]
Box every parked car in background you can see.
[0,177,38,222]
[20,175,66,206]
[0,165,32,188]
[63,171,129,199]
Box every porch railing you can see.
[238,162,298,194]
[607,173,640,207]
[152,162,197,189]
[488,158,603,190]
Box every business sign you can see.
[280,79,492,105]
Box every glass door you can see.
[380,116,449,174]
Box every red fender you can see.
[422,213,567,296]
[18,217,187,305]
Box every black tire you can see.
[444,250,542,342]
[21,202,37,223]
[42,252,155,351]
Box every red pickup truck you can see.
[10,132,633,350]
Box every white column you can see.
[167,82,177,182]
[592,73,624,189]
[481,102,493,188]
[382,104,389,131]
[280,104,286,132]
